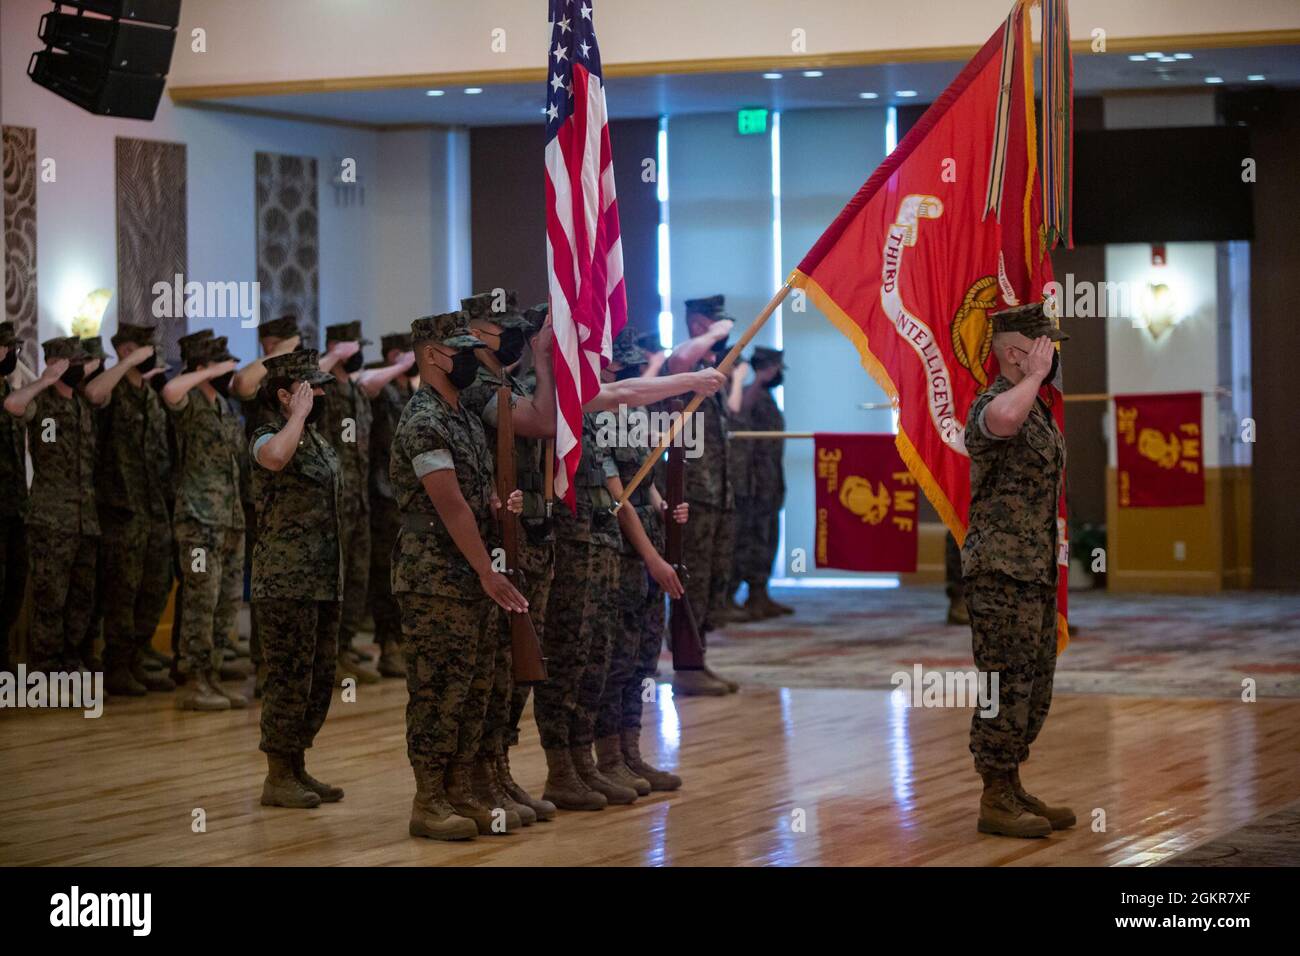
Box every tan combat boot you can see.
[377,642,405,678]
[131,658,175,692]
[704,664,739,693]
[621,728,682,791]
[1011,769,1076,830]
[542,746,607,811]
[471,756,530,827]
[292,751,343,803]
[174,669,230,711]
[337,647,381,685]
[261,753,321,809]
[596,735,650,796]
[446,760,510,834]
[208,669,249,709]
[572,743,637,805]
[105,663,147,697]
[409,764,478,841]
[947,595,970,626]
[498,750,556,822]
[977,771,1051,838]
[672,669,729,697]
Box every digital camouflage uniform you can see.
[320,322,374,658]
[533,412,619,751]
[680,369,735,639]
[392,324,496,776]
[97,333,174,674]
[733,378,785,591]
[251,349,345,756]
[368,337,413,661]
[20,338,99,671]
[0,327,29,670]
[962,374,1066,776]
[167,337,245,675]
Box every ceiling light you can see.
[1204,76,1224,84]
[1159,57,1177,63]
[1127,54,1146,62]
[1144,52,1164,59]
[762,72,783,80]
[858,92,879,99]
[1247,74,1266,82]
[464,87,483,94]
[1174,53,1193,60]
[802,70,823,78]
[895,90,918,98]
[425,89,444,96]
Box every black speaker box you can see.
[39,11,176,75]
[55,0,182,29]
[28,48,166,120]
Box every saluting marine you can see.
[0,322,29,673]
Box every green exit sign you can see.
[737,108,768,135]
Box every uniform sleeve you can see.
[964,391,1010,458]
[480,389,518,430]
[250,424,280,468]
[165,390,190,414]
[401,409,455,478]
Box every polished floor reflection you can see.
[3,678,1297,866]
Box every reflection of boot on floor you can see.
[977,771,1051,838]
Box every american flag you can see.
[544,0,627,509]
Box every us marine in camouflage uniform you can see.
[460,292,558,824]
[961,301,1075,838]
[392,311,528,841]
[162,333,247,711]
[0,322,29,673]
[2,337,101,672]
[82,323,174,696]
[250,349,346,810]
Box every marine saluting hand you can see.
[287,381,315,422]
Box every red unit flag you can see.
[1115,392,1205,508]
[815,433,919,573]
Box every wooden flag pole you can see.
[544,439,555,517]
[613,278,794,512]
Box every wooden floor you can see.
[1,676,1298,866]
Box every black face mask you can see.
[211,371,234,398]
[150,372,168,393]
[0,351,17,375]
[448,350,480,391]
[343,351,365,374]
[615,365,641,381]
[1047,350,1060,384]
[494,328,526,367]
[137,352,157,374]
[305,401,325,426]
[61,365,85,388]
[767,371,784,389]
[710,337,730,362]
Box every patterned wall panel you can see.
[116,137,188,364]
[255,152,319,347]
[2,126,38,359]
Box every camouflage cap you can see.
[42,336,90,362]
[258,314,299,341]
[197,335,237,364]
[0,322,16,347]
[111,322,159,348]
[263,348,332,386]
[80,336,107,359]
[989,301,1069,342]
[461,291,529,330]
[178,329,214,364]
[380,331,413,355]
[684,294,728,319]
[410,311,484,350]
[750,345,786,369]
[636,329,664,353]
[324,320,372,346]
[520,303,549,337]
[611,326,648,367]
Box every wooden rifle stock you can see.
[496,384,548,685]
[664,400,705,670]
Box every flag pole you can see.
[613,278,794,512]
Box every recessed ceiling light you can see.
[1204,76,1224,84]
[425,89,445,96]
[762,72,783,80]
[1174,53,1193,60]
[1159,57,1178,63]
[895,90,918,98]
[464,87,483,94]
[858,92,879,99]
[802,70,824,78]
[1248,74,1266,82]
[1144,52,1164,59]
[1127,54,1146,62]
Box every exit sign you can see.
[737,108,768,135]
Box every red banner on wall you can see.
[814,433,918,573]
[1115,392,1205,508]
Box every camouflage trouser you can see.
[101,511,173,671]
[368,496,401,652]
[732,496,780,589]
[27,528,98,672]
[624,564,665,733]
[945,532,964,602]
[244,501,259,666]
[597,552,656,739]
[966,572,1058,775]
[0,516,25,669]
[570,545,619,746]
[400,591,493,773]
[531,536,597,751]
[256,598,341,755]
[680,502,734,650]
[484,539,553,755]
[173,519,244,674]
[338,505,370,651]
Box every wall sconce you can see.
[71,288,113,339]
[1137,280,1182,341]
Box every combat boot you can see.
[672,669,728,697]
[409,765,477,841]
[946,595,970,626]
[261,753,321,809]
[498,750,556,822]
[1011,769,1076,830]
[208,670,248,709]
[141,647,172,672]
[377,642,405,678]
[471,756,529,827]
[292,751,343,803]
[446,760,510,834]
[977,771,1051,838]
[596,735,650,796]
[705,664,739,693]
[571,743,637,805]
[621,728,682,791]
[542,746,607,811]
[132,659,175,692]
[105,664,147,697]
[764,591,795,616]
[337,648,381,685]
[174,670,230,711]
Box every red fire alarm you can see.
[1151,243,1167,266]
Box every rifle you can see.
[496,384,548,685]
[663,399,705,670]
